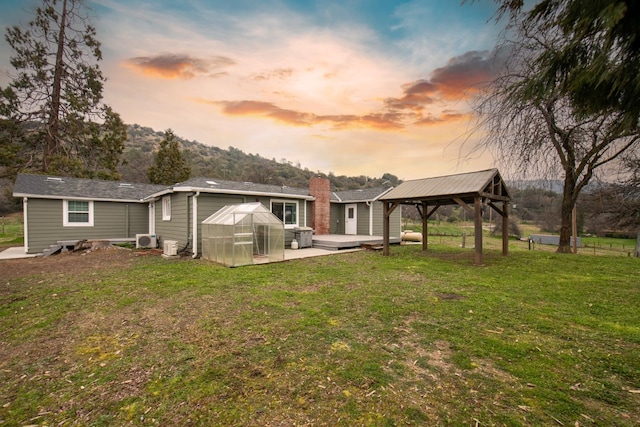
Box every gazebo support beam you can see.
[421,204,440,252]
[502,201,509,256]
[422,202,428,251]
[383,201,399,256]
[488,201,509,256]
[474,196,483,265]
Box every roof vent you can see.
[119,183,134,188]
[206,180,219,186]
[46,177,63,183]
[244,182,253,185]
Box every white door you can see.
[345,204,357,235]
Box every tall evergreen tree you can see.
[491,0,640,129]
[147,129,191,185]
[0,0,127,179]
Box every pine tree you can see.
[147,130,191,185]
[0,0,127,178]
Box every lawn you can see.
[1,245,639,426]
[0,214,23,249]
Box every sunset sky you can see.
[0,0,507,181]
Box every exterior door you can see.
[345,204,357,235]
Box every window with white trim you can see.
[162,196,171,221]
[63,200,94,227]
[271,200,298,228]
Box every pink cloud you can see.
[124,54,235,79]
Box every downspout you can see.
[23,197,29,253]
[303,200,307,227]
[192,191,200,258]
[366,201,373,235]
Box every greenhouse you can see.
[201,202,285,267]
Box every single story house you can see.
[13,173,402,255]
[12,174,166,255]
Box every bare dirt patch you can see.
[1,246,146,282]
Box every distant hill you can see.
[508,179,564,193]
[119,124,401,191]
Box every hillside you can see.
[120,124,400,191]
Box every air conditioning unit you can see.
[136,234,157,249]
[163,240,178,256]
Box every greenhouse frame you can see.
[201,202,285,267]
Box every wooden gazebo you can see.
[379,169,511,265]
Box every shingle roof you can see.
[379,169,510,203]
[332,187,392,202]
[170,177,314,199]
[13,173,168,202]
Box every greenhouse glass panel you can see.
[201,202,285,267]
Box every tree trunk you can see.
[635,230,640,258]
[557,173,577,253]
[44,0,68,172]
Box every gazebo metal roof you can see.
[379,169,510,205]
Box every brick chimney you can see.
[309,176,331,235]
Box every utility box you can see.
[163,240,178,256]
[293,227,314,248]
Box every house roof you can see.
[332,187,393,203]
[12,173,429,205]
[158,177,315,200]
[379,169,510,205]
[13,173,168,202]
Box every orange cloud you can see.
[212,100,411,130]
[415,110,471,126]
[124,54,235,79]
[218,100,314,125]
[250,68,294,81]
[191,49,497,131]
[430,50,496,99]
[199,97,462,131]
[384,50,499,112]
[384,80,437,112]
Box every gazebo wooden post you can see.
[502,201,509,256]
[383,201,390,256]
[422,201,428,252]
[474,196,483,265]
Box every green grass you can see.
[403,219,637,256]
[1,246,639,426]
[581,235,637,253]
[0,214,24,248]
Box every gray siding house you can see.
[330,187,400,237]
[149,177,315,254]
[13,173,402,256]
[13,174,166,254]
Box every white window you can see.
[162,196,171,221]
[63,200,94,227]
[271,200,298,228]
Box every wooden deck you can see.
[312,234,401,251]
